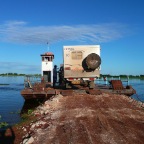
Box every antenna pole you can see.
[47,42,50,51]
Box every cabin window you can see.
[71,51,82,59]
[45,57,48,61]
[44,57,52,61]
[42,56,53,61]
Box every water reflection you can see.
[0,76,24,127]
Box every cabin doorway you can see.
[43,71,51,82]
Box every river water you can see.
[0,76,144,128]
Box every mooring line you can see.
[135,94,144,103]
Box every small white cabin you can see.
[41,52,54,83]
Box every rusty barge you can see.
[21,76,136,100]
[21,45,136,100]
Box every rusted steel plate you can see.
[61,90,73,96]
[55,90,61,95]
[110,80,124,90]
[73,89,86,94]
[21,89,33,94]
[33,92,47,98]
[126,85,136,94]
[47,89,56,95]
[87,89,102,95]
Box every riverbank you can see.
[1,92,144,144]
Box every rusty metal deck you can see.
[21,80,136,100]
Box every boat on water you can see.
[21,75,136,100]
[21,46,136,100]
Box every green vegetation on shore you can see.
[100,74,144,79]
[0,73,41,76]
[0,115,9,128]
[0,73,144,79]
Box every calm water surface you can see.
[0,76,144,128]
[0,76,24,128]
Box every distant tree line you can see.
[0,73,41,76]
[100,74,144,79]
[140,75,144,79]
[1,73,144,79]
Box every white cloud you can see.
[0,21,128,44]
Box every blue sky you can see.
[0,0,143,75]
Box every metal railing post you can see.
[127,75,129,85]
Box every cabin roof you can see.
[41,52,54,57]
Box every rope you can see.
[135,93,144,103]
[128,94,144,109]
